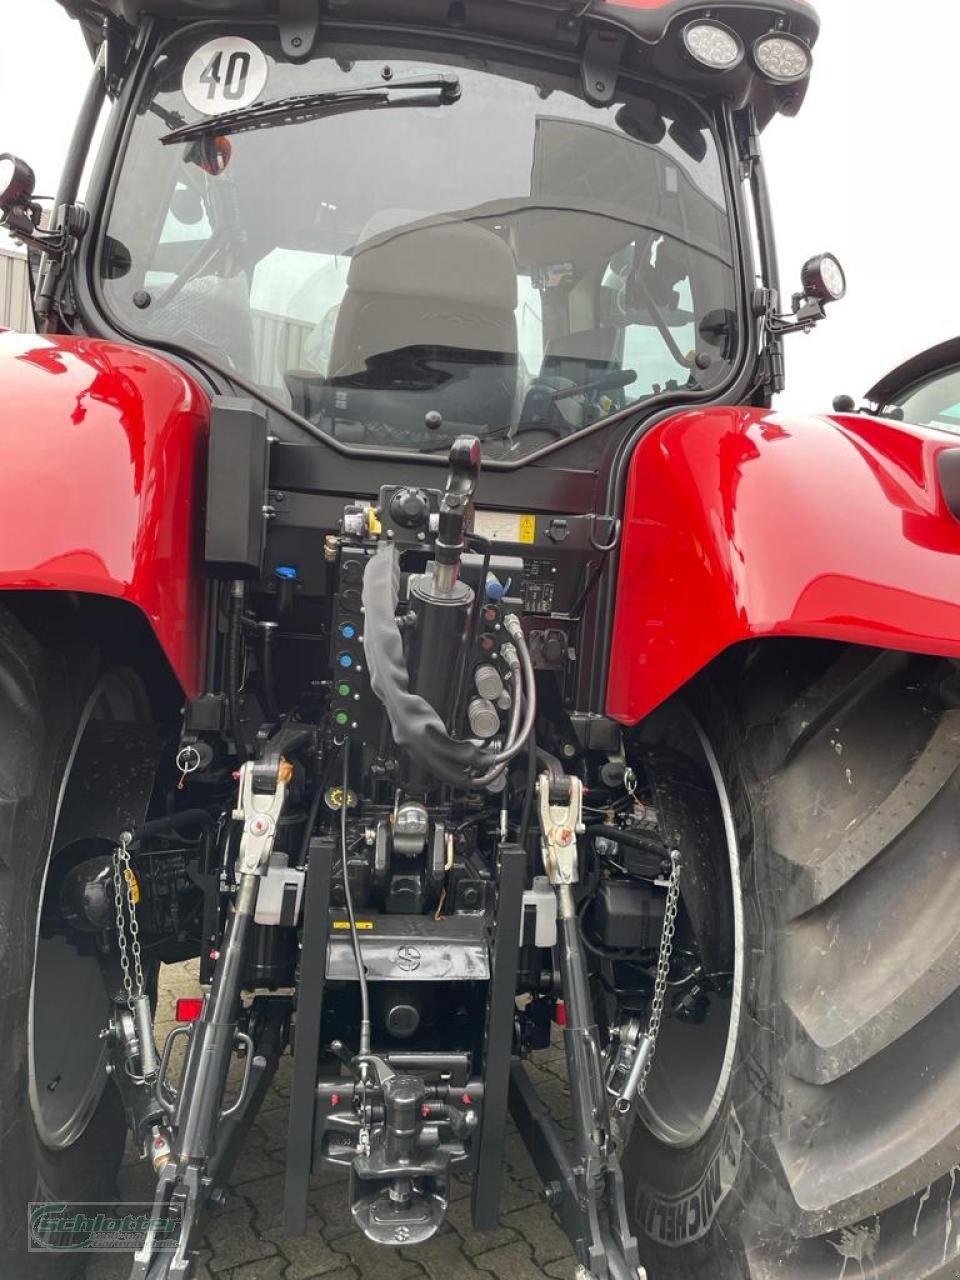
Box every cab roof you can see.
[58,0,820,126]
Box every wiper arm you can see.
[161,75,461,145]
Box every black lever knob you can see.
[444,435,482,510]
[435,436,481,577]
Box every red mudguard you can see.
[4,333,960,717]
[0,331,210,693]
[607,407,960,724]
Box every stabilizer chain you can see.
[112,831,159,1084]
[609,850,682,1123]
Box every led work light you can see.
[681,21,744,71]
[0,154,35,213]
[753,33,812,83]
[801,253,847,303]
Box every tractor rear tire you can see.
[0,603,142,1277]
[622,643,960,1279]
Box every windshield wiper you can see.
[161,75,461,145]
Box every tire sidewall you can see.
[621,676,786,1279]
[0,617,129,1276]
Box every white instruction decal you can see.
[182,37,269,116]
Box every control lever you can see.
[434,435,481,595]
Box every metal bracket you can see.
[471,843,527,1230]
[279,0,320,60]
[587,513,622,554]
[510,1065,644,1280]
[538,773,584,885]
[283,836,336,1234]
[101,13,131,98]
[233,759,293,876]
[581,28,626,107]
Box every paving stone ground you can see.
[86,963,578,1280]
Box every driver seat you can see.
[326,214,519,434]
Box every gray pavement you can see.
[87,963,578,1280]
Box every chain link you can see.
[638,849,682,1096]
[112,831,145,1010]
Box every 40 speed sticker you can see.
[182,37,269,116]
[634,1108,743,1247]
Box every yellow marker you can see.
[367,509,382,536]
[332,920,374,930]
[519,514,536,544]
[124,867,140,905]
[326,786,358,810]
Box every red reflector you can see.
[553,1000,567,1027]
[176,997,204,1022]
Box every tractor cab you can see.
[5,0,833,463]
[5,8,960,1280]
[18,10,945,1280]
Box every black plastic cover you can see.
[595,879,667,950]
[58,0,819,134]
[938,448,960,524]
[59,0,818,43]
[204,395,269,578]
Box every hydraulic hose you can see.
[518,735,538,851]
[227,581,248,762]
[363,544,538,789]
[296,771,325,871]
[340,742,371,1059]
[259,622,280,723]
[469,629,533,789]
[469,682,522,791]
[362,543,493,785]
[584,824,669,861]
[478,617,537,769]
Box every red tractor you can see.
[2,2,957,1278]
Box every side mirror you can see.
[0,154,36,214]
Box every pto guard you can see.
[607,406,960,724]
[0,330,209,693]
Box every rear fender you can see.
[607,406,960,724]
[0,331,210,695]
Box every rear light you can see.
[681,21,744,72]
[753,33,813,84]
[176,997,204,1022]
